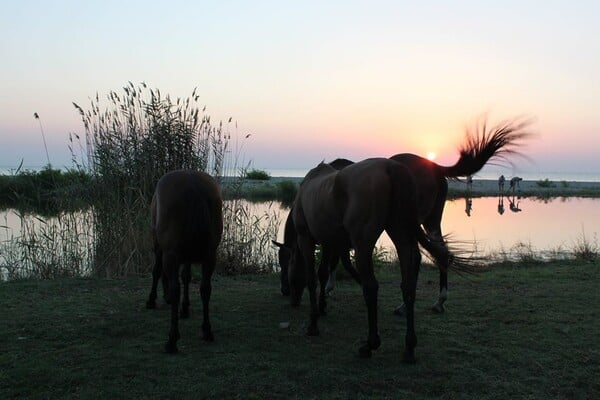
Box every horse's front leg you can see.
[180,263,192,319]
[163,252,180,353]
[324,252,338,294]
[146,248,163,309]
[318,247,330,315]
[340,250,361,285]
[200,253,216,342]
[298,235,318,336]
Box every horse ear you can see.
[272,240,284,248]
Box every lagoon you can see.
[1,196,598,279]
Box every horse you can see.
[289,157,454,362]
[498,174,506,191]
[146,170,223,353]
[510,176,523,192]
[276,118,533,314]
[272,158,359,298]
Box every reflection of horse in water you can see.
[498,175,505,192]
[497,194,505,215]
[509,195,522,212]
[465,196,473,216]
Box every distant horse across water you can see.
[510,176,523,193]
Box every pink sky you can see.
[1,1,599,176]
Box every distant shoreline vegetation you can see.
[2,166,600,213]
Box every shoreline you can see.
[236,177,600,199]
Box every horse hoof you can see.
[146,300,156,309]
[369,335,381,351]
[359,344,372,358]
[165,342,178,354]
[202,331,214,342]
[431,303,445,314]
[394,305,405,316]
[402,351,417,364]
[306,325,319,336]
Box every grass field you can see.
[1,261,598,399]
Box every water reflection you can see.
[2,197,599,278]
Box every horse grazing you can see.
[272,158,359,298]
[280,118,533,314]
[146,170,223,353]
[289,158,453,362]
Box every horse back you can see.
[389,153,447,226]
[336,158,420,232]
[294,166,347,245]
[153,170,223,263]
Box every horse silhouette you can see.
[146,170,223,353]
[288,158,455,362]
[275,118,532,314]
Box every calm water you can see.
[263,168,600,183]
[272,196,600,259]
[1,197,598,277]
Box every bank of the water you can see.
[236,177,600,200]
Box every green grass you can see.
[1,261,598,399]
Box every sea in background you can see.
[3,165,600,182]
[266,168,600,182]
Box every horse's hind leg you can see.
[432,269,448,313]
[390,231,421,364]
[146,247,163,309]
[200,253,216,342]
[355,244,380,358]
[163,252,181,353]
[180,263,191,319]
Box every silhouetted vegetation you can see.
[244,168,271,180]
[0,166,92,214]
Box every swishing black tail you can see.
[416,229,484,275]
[440,117,534,178]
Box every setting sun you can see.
[426,152,437,161]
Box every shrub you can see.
[536,178,555,188]
[245,169,270,180]
[276,180,297,205]
[573,228,598,262]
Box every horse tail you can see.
[415,228,451,273]
[439,117,534,178]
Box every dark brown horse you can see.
[278,118,532,313]
[289,157,453,362]
[272,158,359,298]
[146,170,223,353]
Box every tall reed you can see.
[72,82,279,276]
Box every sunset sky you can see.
[1,1,599,176]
